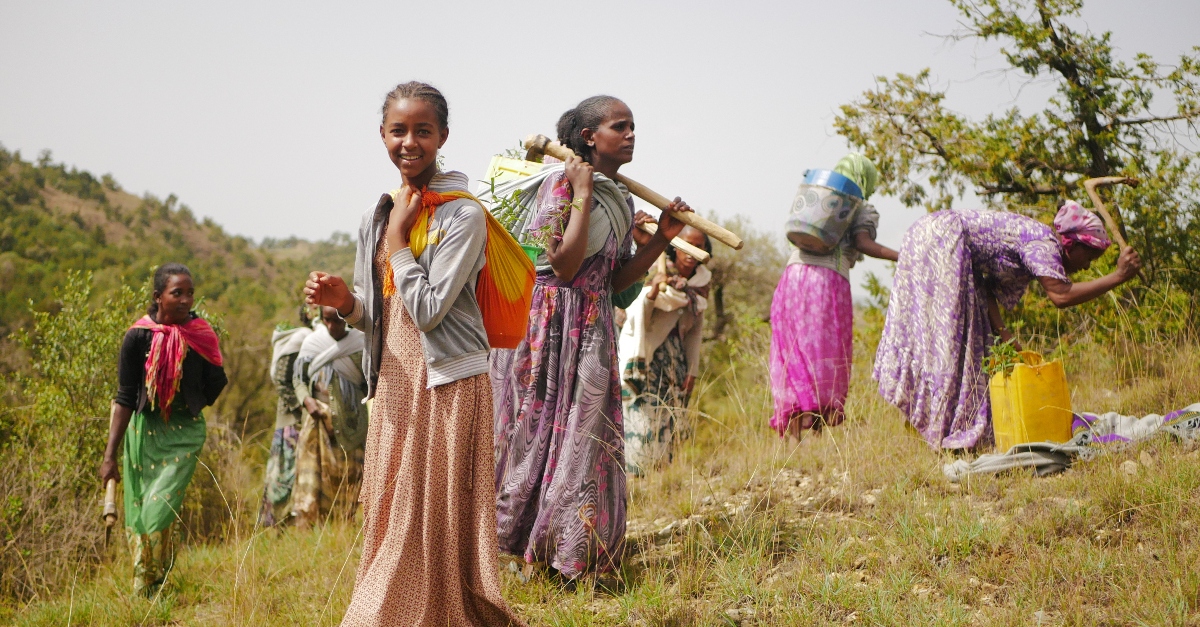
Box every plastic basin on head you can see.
[785,169,864,254]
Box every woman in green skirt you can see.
[99,263,227,594]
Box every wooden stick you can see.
[524,134,744,250]
[637,222,710,263]
[1081,176,1138,250]
[655,251,669,291]
[103,480,117,526]
[102,402,118,548]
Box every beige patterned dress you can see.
[340,239,525,626]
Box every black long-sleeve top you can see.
[113,316,228,416]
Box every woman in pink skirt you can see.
[769,154,898,440]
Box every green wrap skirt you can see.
[122,407,205,593]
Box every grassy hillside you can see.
[2,147,270,329]
[0,144,354,426]
[3,143,1197,625]
[7,321,1199,626]
[0,144,355,605]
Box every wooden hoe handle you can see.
[103,479,118,527]
[524,134,744,250]
[637,221,709,263]
[102,401,118,528]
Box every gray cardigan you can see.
[343,171,490,394]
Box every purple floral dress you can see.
[491,170,634,578]
[873,210,1069,449]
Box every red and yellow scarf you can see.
[381,189,476,297]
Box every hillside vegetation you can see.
[0,144,355,605]
[7,314,1199,626]
[3,144,1197,625]
[3,2,1198,618]
[0,144,355,422]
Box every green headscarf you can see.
[833,153,879,200]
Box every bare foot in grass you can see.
[782,412,824,445]
[784,417,803,445]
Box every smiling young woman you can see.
[305,81,525,627]
[379,92,447,191]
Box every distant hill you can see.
[0,143,355,429]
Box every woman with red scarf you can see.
[98,263,226,595]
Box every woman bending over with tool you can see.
[874,200,1141,450]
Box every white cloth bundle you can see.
[476,163,632,271]
[269,326,313,381]
[618,265,711,381]
[299,325,366,387]
[943,402,1200,482]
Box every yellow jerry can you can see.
[989,351,1073,451]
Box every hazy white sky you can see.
[2,0,1196,296]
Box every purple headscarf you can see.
[1054,200,1111,250]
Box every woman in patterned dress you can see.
[306,82,524,626]
[258,306,312,528]
[492,95,692,580]
[873,200,1142,450]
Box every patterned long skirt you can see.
[122,407,205,594]
[291,404,364,528]
[257,424,299,527]
[622,329,689,476]
[769,264,853,436]
[492,283,627,580]
[338,235,524,626]
[872,212,994,449]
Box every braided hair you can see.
[146,263,192,317]
[380,81,449,129]
[555,95,624,164]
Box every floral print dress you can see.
[492,170,634,579]
[873,210,1069,449]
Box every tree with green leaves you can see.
[836,0,1200,320]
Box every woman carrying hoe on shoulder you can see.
[306,81,524,626]
[492,95,692,583]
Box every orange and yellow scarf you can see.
[381,188,534,349]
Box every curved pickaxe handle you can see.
[1081,176,1138,250]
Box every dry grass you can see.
[6,325,1200,625]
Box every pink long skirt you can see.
[768,264,853,436]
